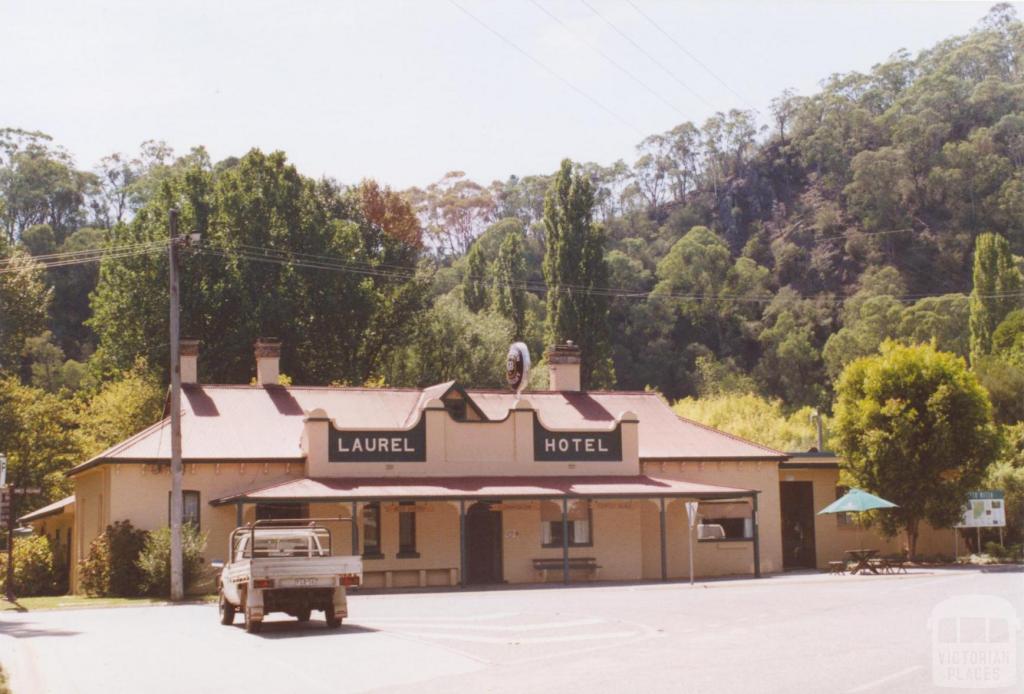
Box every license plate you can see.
[280,577,329,588]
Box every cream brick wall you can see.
[782,467,956,567]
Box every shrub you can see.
[984,541,1008,559]
[137,524,207,597]
[78,534,111,596]
[0,535,56,596]
[78,520,148,597]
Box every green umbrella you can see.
[819,488,899,557]
[818,488,898,515]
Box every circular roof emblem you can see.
[506,342,531,394]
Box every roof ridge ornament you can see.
[506,342,531,395]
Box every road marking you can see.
[398,630,640,644]
[845,665,923,693]
[363,618,605,632]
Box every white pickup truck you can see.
[215,520,362,633]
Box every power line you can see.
[198,243,1022,306]
[448,0,644,136]
[577,0,717,111]
[526,0,689,120]
[0,242,168,273]
[0,240,167,267]
[624,0,756,110]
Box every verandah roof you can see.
[209,475,757,505]
[18,495,75,523]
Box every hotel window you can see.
[540,500,593,547]
[362,502,382,558]
[167,490,201,531]
[254,503,309,520]
[697,501,753,541]
[398,502,418,558]
[835,486,853,527]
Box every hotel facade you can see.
[21,339,955,592]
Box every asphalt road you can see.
[1,568,1021,694]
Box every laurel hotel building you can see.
[21,339,955,592]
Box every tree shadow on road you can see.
[0,619,79,639]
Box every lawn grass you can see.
[0,594,216,612]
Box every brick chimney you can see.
[254,338,282,386]
[546,341,581,392]
[180,339,200,385]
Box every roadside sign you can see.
[956,491,1006,528]
[685,501,699,586]
[685,501,699,528]
[0,487,9,526]
[0,454,6,487]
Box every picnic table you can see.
[845,548,880,575]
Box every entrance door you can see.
[465,501,503,584]
[780,481,817,569]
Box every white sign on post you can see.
[956,491,1006,528]
[0,454,6,488]
[685,501,699,586]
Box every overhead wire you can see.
[624,0,756,110]
[526,0,688,120]
[0,239,168,267]
[197,242,1022,306]
[0,240,169,273]
[577,0,717,111]
[447,0,644,136]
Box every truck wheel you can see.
[296,608,311,623]
[325,609,341,629]
[244,609,263,634]
[219,593,236,625]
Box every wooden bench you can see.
[533,557,600,582]
[827,560,846,574]
[880,556,908,574]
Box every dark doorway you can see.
[465,501,503,584]
[780,481,817,569]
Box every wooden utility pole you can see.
[4,484,14,603]
[169,208,184,601]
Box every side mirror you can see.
[210,560,224,570]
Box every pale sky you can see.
[0,0,1012,189]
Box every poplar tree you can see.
[462,241,488,312]
[494,227,527,340]
[969,232,1023,364]
[542,159,613,388]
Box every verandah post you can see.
[561,497,569,585]
[659,497,667,581]
[752,493,761,578]
[351,500,358,555]
[459,499,466,588]
[235,502,243,527]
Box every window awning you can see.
[210,475,757,506]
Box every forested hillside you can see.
[1,4,1023,451]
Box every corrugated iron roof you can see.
[18,495,75,523]
[69,383,784,476]
[210,475,756,504]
